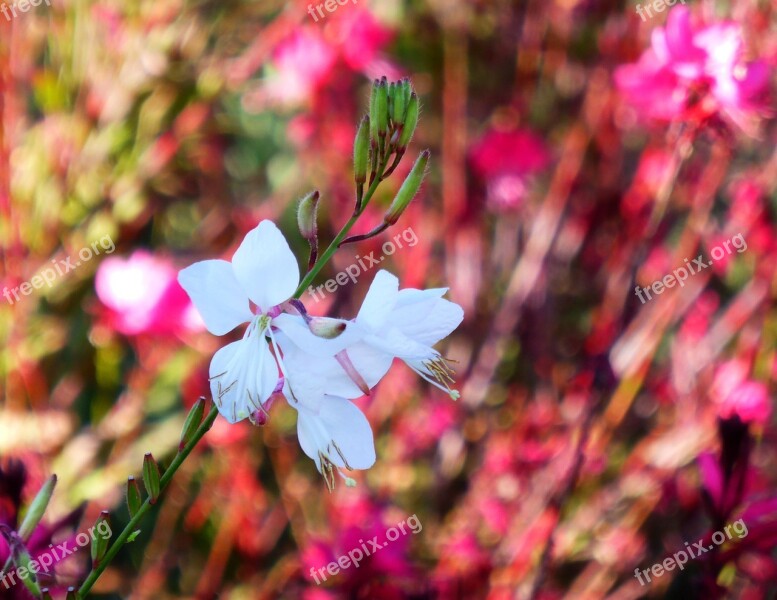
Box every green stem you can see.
[76,405,219,599]
[76,127,397,599]
[294,154,389,299]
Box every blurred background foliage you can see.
[1,0,776,598]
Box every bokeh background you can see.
[1,0,776,598]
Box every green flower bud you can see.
[376,79,388,136]
[402,78,412,107]
[296,190,319,242]
[18,475,56,541]
[126,476,142,517]
[180,397,206,452]
[398,93,419,149]
[392,81,407,126]
[353,116,370,184]
[385,150,429,225]
[368,79,380,142]
[142,453,161,504]
[66,587,77,600]
[388,81,396,121]
[41,589,54,600]
[90,511,111,566]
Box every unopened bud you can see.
[369,79,380,142]
[397,93,418,149]
[385,150,429,224]
[126,476,142,517]
[180,397,206,451]
[18,475,56,541]
[375,79,388,136]
[297,191,319,241]
[354,116,370,184]
[388,81,396,120]
[392,80,407,126]
[66,587,77,600]
[142,453,161,504]
[91,511,111,566]
[402,78,412,107]
[308,317,347,339]
[41,589,54,600]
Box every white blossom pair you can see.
[178,220,463,488]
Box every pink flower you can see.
[717,381,771,426]
[95,251,203,336]
[265,29,338,105]
[261,11,394,108]
[469,128,550,211]
[615,7,770,131]
[711,361,771,425]
[330,9,394,73]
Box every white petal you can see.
[209,336,279,424]
[231,221,300,311]
[273,313,364,357]
[178,260,252,335]
[392,296,464,347]
[395,287,448,305]
[356,270,399,331]
[279,333,393,401]
[364,328,434,361]
[295,396,376,471]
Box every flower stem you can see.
[77,114,398,598]
[294,154,390,299]
[76,405,219,599]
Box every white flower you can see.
[291,395,376,491]
[354,270,464,399]
[178,220,355,424]
[278,269,464,402]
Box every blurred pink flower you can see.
[263,12,395,108]
[330,9,394,73]
[717,381,771,426]
[711,361,771,425]
[615,7,771,131]
[95,250,203,336]
[469,128,550,211]
[266,29,338,105]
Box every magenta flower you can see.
[331,9,395,75]
[0,461,85,598]
[712,361,771,426]
[95,251,203,337]
[265,29,338,105]
[469,127,550,211]
[615,7,771,131]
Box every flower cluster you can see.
[178,222,463,489]
[178,78,462,490]
[615,7,771,132]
